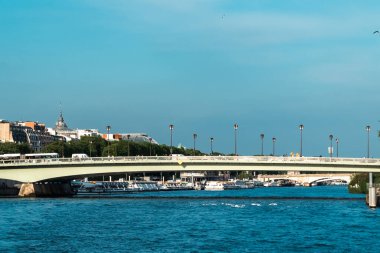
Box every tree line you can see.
[0,142,32,154]
[0,136,215,157]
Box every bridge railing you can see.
[1,155,380,166]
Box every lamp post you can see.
[106,125,111,157]
[149,137,152,156]
[234,123,238,156]
[272,137,276,156]
[127,134,131,156]
[366,125,372,188]
[89,141,93,157]
[335,138,339,157]
[61,141,64,158]
[192,133,197,156]
[366,125,371,159]
[329,134,333,158]
[260,133,264,156]
[210,137,214,155]
[169,124,174,155]
[366,125,376,207]
[299,124,304,157]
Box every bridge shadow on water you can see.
[73,195,364,201]
[72,186,365,201]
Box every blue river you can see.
[1,186,379,252]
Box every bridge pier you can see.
[368,187,377,208]
[18,182,74,197]
[367,172,378,208]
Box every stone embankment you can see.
[18,182,74,197]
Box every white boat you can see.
[250,179,264,187]
[204,181,224,191]
[160,181,194,191]
[127,182,143,191]
[223,180,249,190]
[223,182,241,190]
[263,180,280,187]
[158,184,168,190]
[234,180,255,189]
[194,182,204,190]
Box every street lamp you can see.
[106,125,111,157]
[329,134,333,158]
[127,134,131,156]
[272,137,276,156]
[299,124,304,157]
[61,141,64,158]
[210,137,214,155]
[234,123,238,156]
[149,137,153,156]
[169,124,174,155]
[335,138,339,157]
[366,125,371,159]
[260,133,264,156]
[89,141,93,157]
[193,133,197,156]
[366,125,374,199]
[366,125,372,186]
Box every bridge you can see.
[0,155,379,205]
[1,155,380,182]
[258,174,352,186]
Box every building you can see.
[49,112,100,141]
[76,129,100,139]
[48,111,77,141]
[121,133,159,144]
[0,111,158,151]
[0,120,63,152]
[101,133,159,144]
[0,120,24,143]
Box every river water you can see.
[0,186,379,252]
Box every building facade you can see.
[1,112,158,152]
[101,133,159,144]
[0,120,63,152]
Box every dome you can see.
[54,111,69,131]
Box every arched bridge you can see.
[1,155,380,183]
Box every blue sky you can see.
[1,0,380,157]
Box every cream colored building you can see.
[0,121,12,142]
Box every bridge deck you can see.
[0,156,379,183]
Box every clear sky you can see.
[1,0,380,157]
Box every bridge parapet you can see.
[1,155,380,167]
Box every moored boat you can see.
[204,181,224,191]
[223,182,241,190]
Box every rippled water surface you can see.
[1,187,379,252]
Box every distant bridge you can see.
[0,156,379,183]
[258,174,352,185]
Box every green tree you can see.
[0,142,32,154]
[349,173,380,194]
[42,138,221,158]
[42,141,68,157]
[42,136,107,158]
[82,136,107,157]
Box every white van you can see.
[72,154,89,160]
